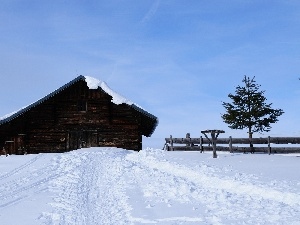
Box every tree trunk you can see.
[248,127,254,153]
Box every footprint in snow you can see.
[146,204,155,208]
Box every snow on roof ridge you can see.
[84,76,135,105]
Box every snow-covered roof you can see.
[0,76,158,131]
[84,76,134,105]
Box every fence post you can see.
[170,135,174,151]
[268,136,271,155]
[200,136,203,153]
[186,133,191,148]
[229,136,233,153]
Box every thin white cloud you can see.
[141,0,160,24]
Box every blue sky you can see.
[1,0,300,148]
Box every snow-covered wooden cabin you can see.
[0,75,158,154]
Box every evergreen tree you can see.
[221,76,284,140]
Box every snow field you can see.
[126,149,300,224]
[0,147,299,225]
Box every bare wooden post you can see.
[268,136,271,155]
[200,136,203,153]
[229,136,233,153]
[186,133,190,148]
[170,135,174,151]
[211,132,217,158]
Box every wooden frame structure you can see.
[201,130,225,158]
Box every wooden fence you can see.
[164,134,300,154]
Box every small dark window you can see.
[78,100,87,112]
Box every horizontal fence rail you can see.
[165,137,300,145]
[164,135,300,154]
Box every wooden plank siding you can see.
[0,77,157,154]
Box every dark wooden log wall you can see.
[0,80,145,154]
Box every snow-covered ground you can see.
[0,148,299,225]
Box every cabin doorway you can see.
[4,134,27,155]
[68,130,98,150]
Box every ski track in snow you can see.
[41,149,133,225]
[1,148,300,225]
[0,154,57,208]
